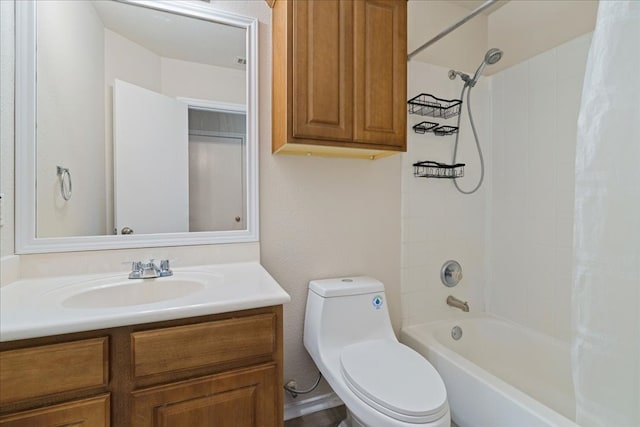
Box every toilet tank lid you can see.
[309,276,384,297]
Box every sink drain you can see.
[451,325,463,340]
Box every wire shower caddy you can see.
[408,93,465,179]
[413,161,465,179]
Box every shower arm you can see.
[407,0,497,61]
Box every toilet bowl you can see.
[303,277,450,427]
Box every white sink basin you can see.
[1,262,291,342]
[62,276,209,309]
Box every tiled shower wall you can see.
[401,60,491,326]
[402,33,592,342]
[488,33,592,342]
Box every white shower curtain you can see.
[573,1,640,426]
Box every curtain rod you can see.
[407,0,497,61]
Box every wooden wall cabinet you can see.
[272,0,407,160]
[0,306,284,427]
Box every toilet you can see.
[304,277,450,427]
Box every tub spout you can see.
[447,295,469,312]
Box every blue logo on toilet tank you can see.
[372,295,383,310]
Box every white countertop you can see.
[0,261,290,342]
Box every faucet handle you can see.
[128,261,144,279]
[159,259,173,277]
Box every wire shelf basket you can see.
[407,94,462,119]
[412,121,439,134]
[412,122,459,136]
[433,125,459,136]
[413,161,465,179]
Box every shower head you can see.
[470,48,503,86]
[485,48,503,65]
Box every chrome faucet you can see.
[446,295,469,312]
[128,259,173,279]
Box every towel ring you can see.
[56,166,72,201]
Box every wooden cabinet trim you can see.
[0,337,108,405]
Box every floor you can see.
[285,405,347,427]
[284,406,458,427]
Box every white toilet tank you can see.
[304,277,397,360]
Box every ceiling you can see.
[407,0,596,74]
[452,0,508,15]
[92,1,247,70]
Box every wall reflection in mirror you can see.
[35,0,248,238]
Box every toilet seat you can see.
[340,340,448,424]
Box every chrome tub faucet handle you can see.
[128,261,144,279]
[159,259,173,277]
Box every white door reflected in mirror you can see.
[114,79,189,235]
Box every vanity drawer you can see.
[132,313,276,378]
[0,394,110,427]
[0,337,109,404]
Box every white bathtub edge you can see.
[401,314,578,427]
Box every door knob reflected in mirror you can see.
[121,227,134,235]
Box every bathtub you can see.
[400,314,577,427]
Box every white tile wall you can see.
[402,33,592,343]
[488,33,592,342]
[402,61,490,326]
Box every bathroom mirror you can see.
[15,0,258,253]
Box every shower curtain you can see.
[573,1,640,426]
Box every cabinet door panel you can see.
[354,0,407,147]
[292,0,353,141]
[0,394,109,427]
[156,388,255,426]
[132,364,278,427]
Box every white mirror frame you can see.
[15,0,259,254]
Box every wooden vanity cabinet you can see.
[0,306,284,427]
[272,0,407,159]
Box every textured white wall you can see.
[36,1,106,237]
[488,33,592,342]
